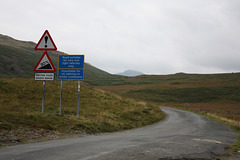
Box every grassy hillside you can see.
[2,33,240,150]
[0,34,166,146]
[100,73,240,103]
[98,72,240,150]
[0,34,60,77]
[83,63,123,86]
[0,34,120,85]
[99,73,240,129]
[0,78,165,146]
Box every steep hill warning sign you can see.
[34,52,56,72]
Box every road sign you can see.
[34,52,56,72]
[35,73,54,81]
[58,69,84,79]
[58,55,84,80]
[59,55,84,68]
[35,30,57,51]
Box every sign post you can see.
[77,80,81,117]
[58,55,85,117]
[33,52,56,113]
[34,30,57,113]
[42,81,46,113]
[60,80,63,115]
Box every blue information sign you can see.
[58,69,84,79]
[59,55,84,68]
[58,55,84,80]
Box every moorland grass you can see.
[0,78,165,146]
[99,72,240,151]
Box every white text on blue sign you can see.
[59,55,84,68]
[58,69,84,79]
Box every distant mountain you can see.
[0,34,118,85]
[116,70,144,77]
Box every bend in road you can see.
[0,107,238,160]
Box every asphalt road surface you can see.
[0,107,238,160]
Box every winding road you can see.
[0,107,238,160]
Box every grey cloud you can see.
[0,0,240,74]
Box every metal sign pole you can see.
[34,31,57,114]
[60,80,63,115]
[77,80,81,117]
[42,80,46,113]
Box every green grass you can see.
[99,72,240,104]
[0,78,165,146]
[122,86,240,103]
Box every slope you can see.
[0,78,165,146]
[0,34,118,85]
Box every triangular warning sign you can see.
[35,30,57,51]
[34,52,56,72]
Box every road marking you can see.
[192,138,222,144]
[137,153,145,155]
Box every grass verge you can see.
[0,78,165,146]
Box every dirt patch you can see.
[0,128,86,146]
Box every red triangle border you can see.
[35,30,57,51]
[33,52,56,72]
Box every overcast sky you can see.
[1,0,240,74]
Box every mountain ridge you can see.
[116,69,144,77]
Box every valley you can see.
[1,34,240,154]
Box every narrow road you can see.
[0,107,237,160]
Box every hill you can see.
[116,70,144,77]
[99,72,240,137]
[0,34,118,85]
[0,34,166,146]
[100,72,240,103]
[1,34,240,149]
